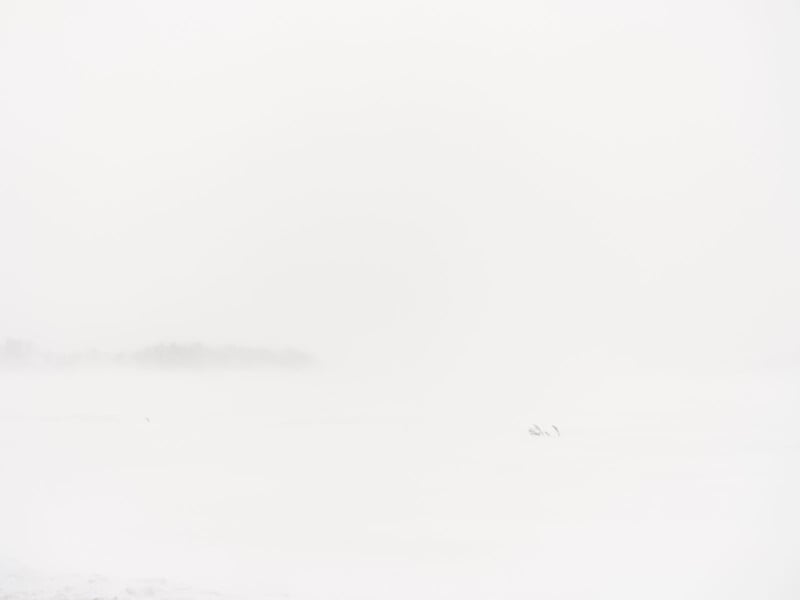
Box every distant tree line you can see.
[119,342,314,369]
[0,339,315,370]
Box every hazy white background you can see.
[1,0,800,598]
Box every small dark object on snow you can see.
[529,424,559,437]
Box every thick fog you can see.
[1,0,800,598]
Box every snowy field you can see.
[1,367,799,599]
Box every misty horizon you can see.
[0,338,316,370]
[2,0,799,598]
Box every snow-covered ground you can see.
[1,367,799,599]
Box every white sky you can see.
[1,0,799,382]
